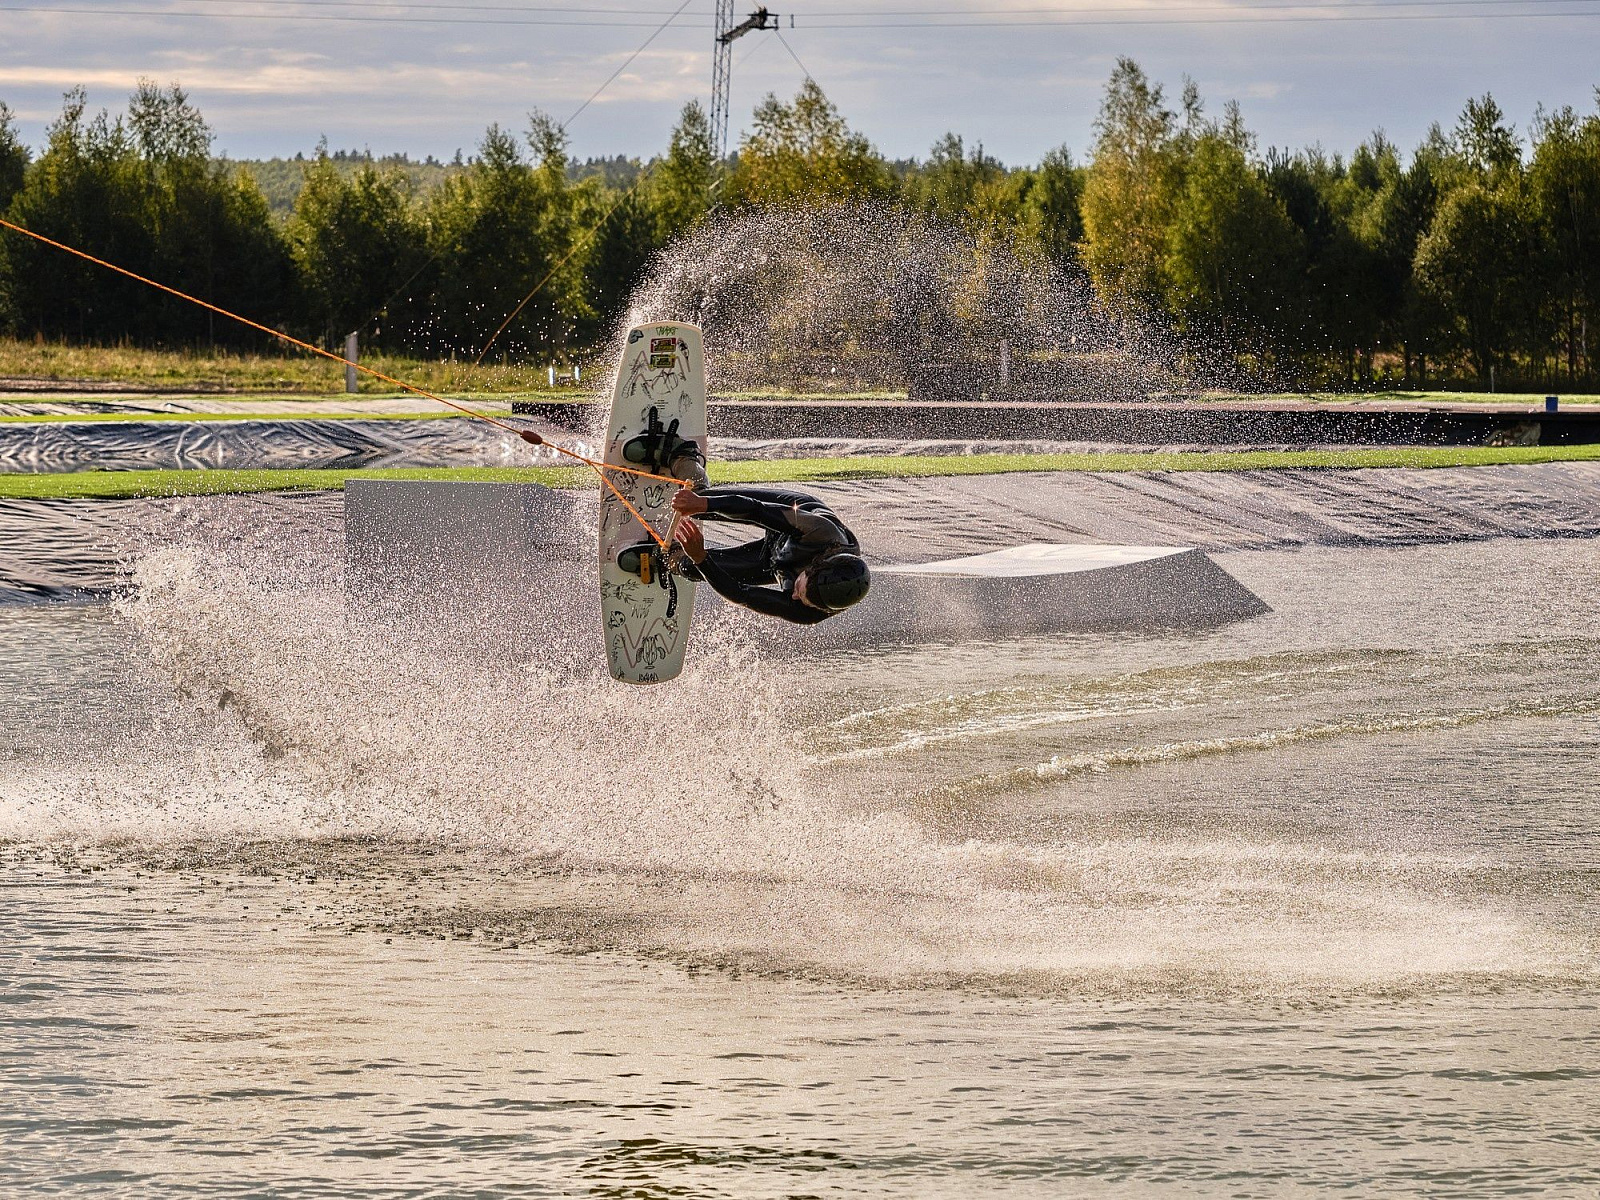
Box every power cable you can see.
[347,235,446,341]
[155,0,705,11]
[11,0,1596,23]
[774,28,814,84]
[811,0,1600,10]
[561,0,696,128]
[471,163,660,363]
[238,0,689,339]
[23,0,1597,13]
[732,24,772,69]
[0,3,699,23]
[468,0,691,360]
[796,7,1600,22]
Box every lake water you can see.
[2,471,1598,1196]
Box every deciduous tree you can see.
[1529,102,1600,380]
[650,100,715,241]
[419,115,586,359]
[286,151,425,347]
[1164,133,1305,362]
[1414,178,1540,384]
[1080,58,1185,319]
[727,80,892,205]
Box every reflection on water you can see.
[2,517,1599,1195]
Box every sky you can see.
[2,0,1596,167]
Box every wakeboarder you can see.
[665,484,871,625]
[607,339,869,632]
[613,426,870,625]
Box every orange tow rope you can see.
[0,216,684,552]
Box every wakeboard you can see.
[598,322,707,684]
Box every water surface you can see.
[2,474,1598,1196]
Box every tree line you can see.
[0,65,1596,389]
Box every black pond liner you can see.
[5,463,1599,606]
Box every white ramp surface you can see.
[753,541,1270,648]
[881,543,1195,578]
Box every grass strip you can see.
[4,444,1600,502]
[1219,390,1600,406]
[0,338,574,395]
[722,444,1600,481]
[10,390,1600,416]
[0,409,484,425]
[0,466,584,500]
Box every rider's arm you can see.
[695,555,830,625]
[700,492,845,544]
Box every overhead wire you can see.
[8,0,1597,23]
[469,166,656,364]
[5,0,1596,22]
[156,0,705,11]
[808,0,1600,9]
[16,0,1597,12]
[0,3,698,23]
[731,27,771,69]
[347,239,447,344]
[798,7,1600,21]
[302,0,693,370]
[774,28,815,84]
[561,0,696,128]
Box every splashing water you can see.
[5,512,1593,998]
[620,203,1190,399]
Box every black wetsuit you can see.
[692,486,860,625]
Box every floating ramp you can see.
[345,481,1268,644]
[789,542,1268,647]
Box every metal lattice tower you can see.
[710,5,778,160]
[710,0,736,160]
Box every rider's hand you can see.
[674,517,707,563]
[672,488,708,516]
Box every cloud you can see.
[0,50,705,105]
[0,1,1595,163]
[1239,81,1291,101]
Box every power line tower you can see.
[710,4,779,160]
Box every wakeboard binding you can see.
[623,406,709,490]
[616,540,701,585]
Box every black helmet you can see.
[803,552,871,613]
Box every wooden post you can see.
[344,332,359,394]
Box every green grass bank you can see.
[5,444,1599,502]
[5,342,1597,407]
[0,340,574,396]
[0,409,481,425]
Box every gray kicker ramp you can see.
[344,479,590,633]
[345,481,1268,651]
[742,542,1269,650]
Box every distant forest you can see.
[0,62,1597,391]
[240,148,652,215]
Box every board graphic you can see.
[598,322,707,684]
